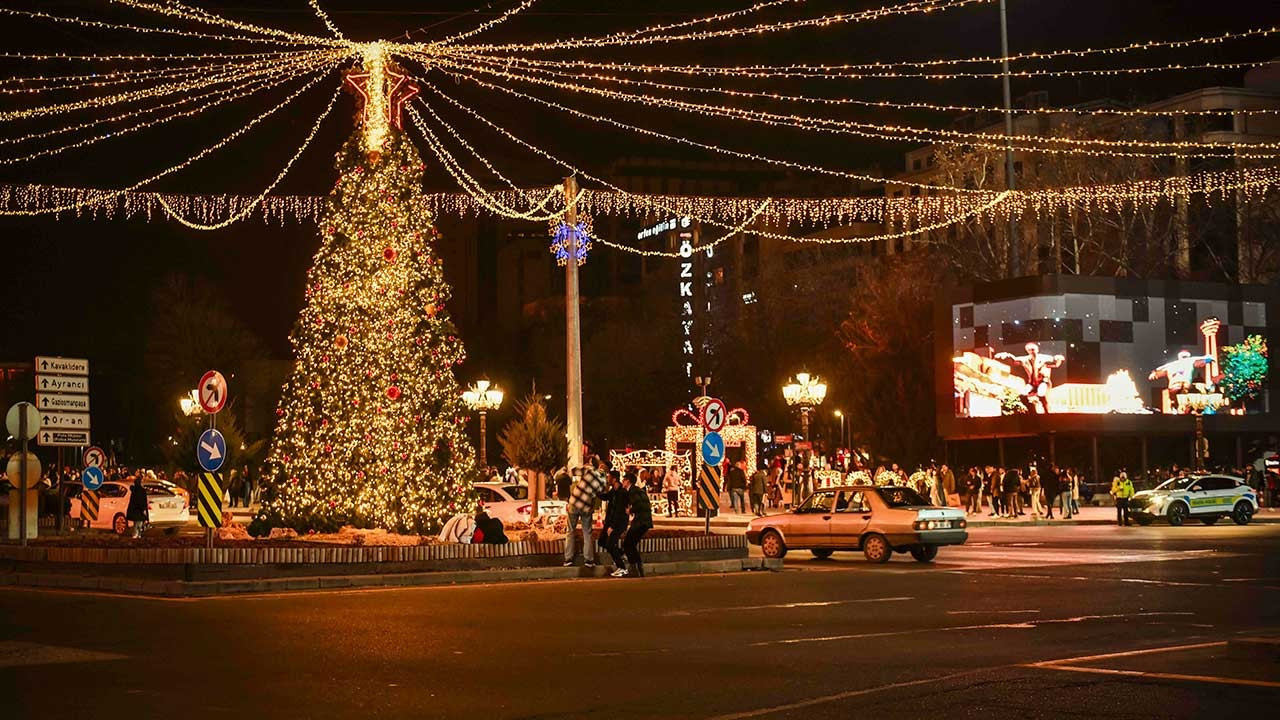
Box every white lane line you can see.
[705,670,983,720]
[1023,640,1280,689]
[946,609,1041,615]
[1025,640,1225,666]
[750,612,1194,647]
[0,641,126,668]
[946,570,1274,590]
[663,596,913,616]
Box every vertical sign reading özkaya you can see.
[34,356,91,448]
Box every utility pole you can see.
[999,0,1020,278]
[563,175,584,470]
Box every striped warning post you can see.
[197,472,223,529]
[80,490,99,523]
[697,463,721,513]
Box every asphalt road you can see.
[3,524,1278,719]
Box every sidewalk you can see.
[652,504,1280,532]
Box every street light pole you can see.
[999,0,1019,278]
[478,410,489,469]
[462,380,504,471]
[564,175,584,470]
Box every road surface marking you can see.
[704,670,983,720]
[946,609,1040,615]
[1024,641,1280,689]
[751,612,1193,647]
[663,596,913,616]
[0,641,126,668]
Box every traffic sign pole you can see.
[19,407,27,546]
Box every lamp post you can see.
[783,372,827,504]
[179,389,202,417]
[462,379,504,469]
[834,409,845,452]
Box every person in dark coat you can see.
[125,475,149,538]
[598,471,630,572]
[471,511,508,544]
[1042,466,1061,520]
[620,471,653,578]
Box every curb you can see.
[0,557,782,598]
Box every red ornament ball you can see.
[383,246,398,263]
[387,386,401,400]
[334,335,349,351]
[367,150,382,165]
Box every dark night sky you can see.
[1,0,1277,372]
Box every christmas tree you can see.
[256,49,476,534]
[1220,334,1269,409]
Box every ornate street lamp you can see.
[179,389,202,417]
[462,379,504,469]
[783,372,827,503]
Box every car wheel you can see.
[1232,501,1253,526]
[810,549,833,560]
[112,514,128,535]
[909,544,938,563]
[862,533,891,564]
[761,530,787,559]
[1134,517,1153,527]
[1200,516,1220,526]
[1166,503,1188,527]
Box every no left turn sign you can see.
[199,370,227,414]
[701,398,727,432]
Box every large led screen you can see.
[951,287,1270,420]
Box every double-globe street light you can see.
[462,379,504,469]
[782,372,827,502]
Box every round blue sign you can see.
[701,431,725,466]
[81,466,105,491]
[197,428,227,473]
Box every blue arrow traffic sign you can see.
[701,431,725,466]
[197,428,227,473]
[81,466,104,491]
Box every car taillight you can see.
[517,504,531,515]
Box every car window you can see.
[144,485,175,497]
[100,484,128,498]
[799,492,835,513]
[1156,477,1196,491]
[835,490,869,513]
[876,487,928,508]
[477,488,498,503]
[501,484,529,500]
[1202,477,1237,492]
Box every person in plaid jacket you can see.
[563,457,607,568]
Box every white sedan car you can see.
[68,481,190,535]
[1128,474,1258,526]
[474,482,566,524]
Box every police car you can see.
[1128,474,1258,527]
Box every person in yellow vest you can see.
[1110,471,1135,526]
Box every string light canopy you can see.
[0,0,1274,257]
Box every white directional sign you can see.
[39,429,91,447]
[35,356,89,376]
[40,412,90,430]
[36,374,89,394]
[36,394,89,412]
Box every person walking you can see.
[963,468,980,515]
[727,460,748,514]
[1028,467,1044,519]
[989,466,1004,517]
[1042,466,1060,520]
[662,468,681,517]
[1069,469,1082,515]
[749,464,767,516]
[126,475,149,538]
[939,464,955,507]
[767,460,784,509]
[599,471,630,573]
[563,459,606,568]
[619,471,653,578]
[1111,470,1134,526]
[1001,467,1021,519]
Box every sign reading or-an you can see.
[701,397,727,432]
[700,431,725,466]
[40,412,90,430]
[697,463,721,513]
[6,402,41,440]
[83,446,106,469]
[197,428,227,472]
[39,429,91,447]
[37,394,90,413]
[81,466,105,492]
[36,356,89,376]
[196,472,224,529]
[80,490,99,523]
[198,370,228,414]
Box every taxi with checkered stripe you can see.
[1128,473,1258,527]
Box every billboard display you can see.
[937,276,1278,439]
